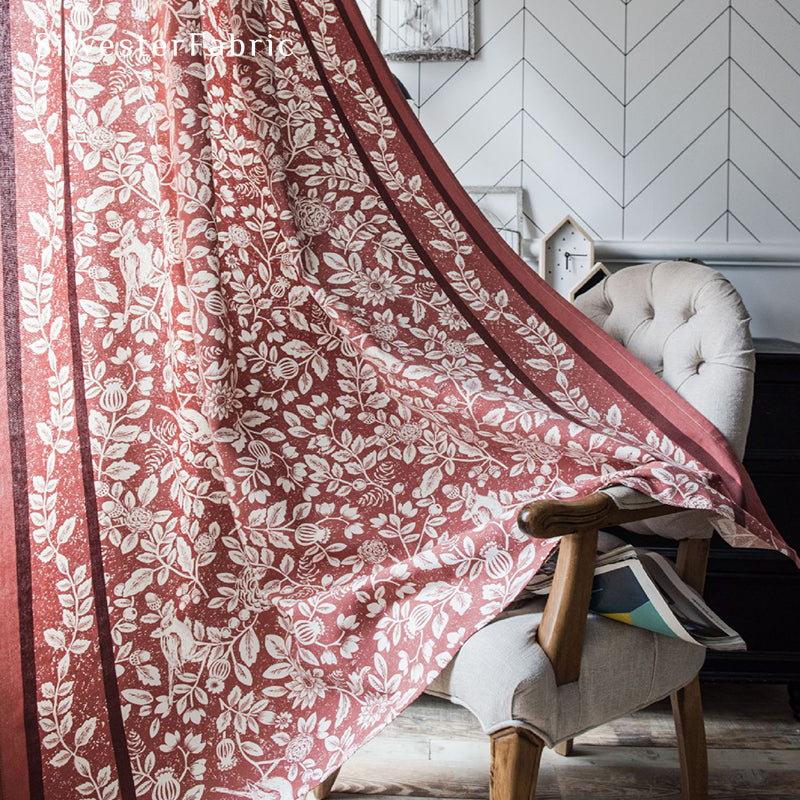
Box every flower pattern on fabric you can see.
[3,0,794,798]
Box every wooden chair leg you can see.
[489,727,544,800]
[671,676,708,800]
[308,767,340,800]
[553,738,573,756]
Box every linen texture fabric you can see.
[575,260,755,542]
[0,1,795,799]
[426,597,707,747]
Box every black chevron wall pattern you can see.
[358,0,800,251]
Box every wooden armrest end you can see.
[516,491,680,687]
[517,490,678,540]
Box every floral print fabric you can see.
[0,0,794,799]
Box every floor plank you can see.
[331,684,800,799]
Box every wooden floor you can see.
[332,684,800,800]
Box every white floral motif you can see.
[7,0,791,799]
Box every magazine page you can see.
[521,536,632,596]
[639,552,746,651]
[517,544,745,651]
[590,558,699,644]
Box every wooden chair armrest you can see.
[517,491,677,540]
[516,492,680,686]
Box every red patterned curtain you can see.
[0,1,793,798]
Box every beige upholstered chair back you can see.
[574,261,755,539]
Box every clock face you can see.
[544,225,592,283]
[539,216,596,299]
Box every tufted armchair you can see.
[313,261,755,800]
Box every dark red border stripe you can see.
[58,9,136,798]
[287,2,592,426]
[334,2,722,463]
[331,0,760,518]
[0,0,45,795]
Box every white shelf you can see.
[527,240,800,268]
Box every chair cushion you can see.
[426,598,705,747]
[575,261,755,540]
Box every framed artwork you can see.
[370,0,476,61]
[465,186,525,256]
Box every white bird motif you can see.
[115,230,159,321]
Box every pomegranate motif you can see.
[216,738,237,771]
[268,358,300,381]
[204,290,226,316]
[152,768,181,800]
[70,1,94,32]
[269,276,290,297]
[208,658,231,680]
[248,440,274,465]
[99,377,128,412]
[406,603,433,634]
[480,543,514,579]
[294,523,327,546]
[294,617,325,646]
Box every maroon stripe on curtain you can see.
[287,2,589,426]
[57,8,136,798]
[0,227,34,800]
[326,0,762,525]
[0,0,44,795]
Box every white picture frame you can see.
[465,186,525,256]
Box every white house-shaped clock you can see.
[538,215,609,302]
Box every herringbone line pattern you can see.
[357,0,800,245]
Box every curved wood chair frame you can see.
[312,491,710,800]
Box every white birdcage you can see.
[370,0,476,61]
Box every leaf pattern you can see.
[1,0,794,798]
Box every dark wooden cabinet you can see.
[702,339,800,702]
[621,339,800,716]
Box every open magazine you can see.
[518,539,745,651]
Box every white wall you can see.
[358,0,800,340]
[718,267,800,340]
